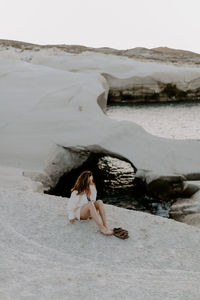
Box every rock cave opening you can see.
[45,151,171,218]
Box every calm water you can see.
[106,101,200,140]
[102,101,200,218]
[97,153,171,218]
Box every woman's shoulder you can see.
[90,184,96,189]
[90,183,96,186]
[71,189,79,196]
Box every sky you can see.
[1,0,200,54]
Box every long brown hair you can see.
[71,170,96,196]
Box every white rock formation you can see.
[1,41,200,299]
[0,41,200,189]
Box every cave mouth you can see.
[45,152,171,218]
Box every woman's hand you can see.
[69,218,76,224]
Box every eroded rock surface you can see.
[170,189,200,226]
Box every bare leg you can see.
[94,200,113,234]
[80,202,113,235]
[94,200,108,228]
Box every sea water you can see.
[101,101,200,217]
[106,101,200,140]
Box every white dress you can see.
[67,184,97,221]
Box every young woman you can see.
[67,170,113,236]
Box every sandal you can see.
[113,227,128,233]
[114,230,129,239]
[113,227,129,239]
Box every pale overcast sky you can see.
[1,0,199,53]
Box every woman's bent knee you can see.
[96,200,103,204]
[95,200,103,208]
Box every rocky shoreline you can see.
[135,172,200,226]
[108,82,200,103]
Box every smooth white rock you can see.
[1,186,200,299]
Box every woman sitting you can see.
[67,170,113,236]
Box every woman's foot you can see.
[99,225,113,236]
[105,225,114,235]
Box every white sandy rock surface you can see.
[1,186,200,300]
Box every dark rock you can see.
[146,175,187,200]
[180,183,199,198]
[184,173,200,181]
[107,83,200,104]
